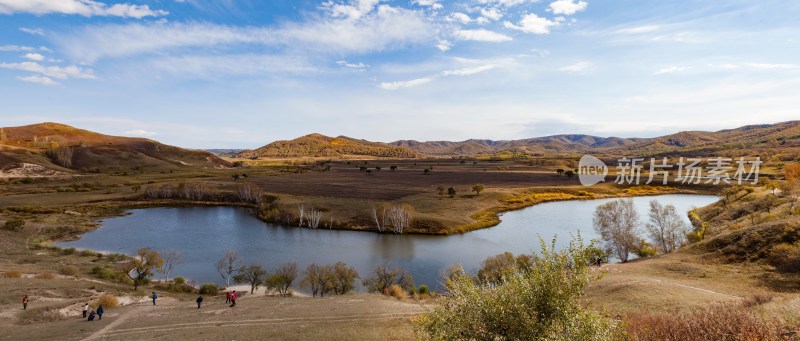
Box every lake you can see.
[59,194,717,291]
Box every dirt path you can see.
[104,312,420,338]
[81,304,146,341]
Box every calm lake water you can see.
[59,194,717,291]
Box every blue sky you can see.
[0,0,799,148]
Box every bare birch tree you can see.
[593,199,640,262]
[216,250,243,289]
[645,200,687,253]
[386,204,413,234]
[307,207,322,228]
[297,205,305,227]
[158,249,184,281]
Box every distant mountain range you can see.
[0,122,230,174]
[236,121,800,158]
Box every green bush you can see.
[62,247,77,255]
[413,236,621,340]
[173,276,186,285]
[198,283,219,295]
[418,285,429,295]
[91,265,117,280]
[2,219,25,231]
[79,249,96,257]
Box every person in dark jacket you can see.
[88,310,96,321]
[196,296,203,309]
[97,305,104,320]
[22,295,28,310]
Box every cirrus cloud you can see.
[0,0,168,18]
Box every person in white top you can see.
[82,303,89,318]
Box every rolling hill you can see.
[0,122,231,174]
[235,133,418,159]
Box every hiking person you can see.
[88,310,96,321]
[82,303,89,318]
[225,291,231,304]
[196,296,203,309]
[22,295,28,310]
[230,290,237,307]
[151,291,157,305]
[97,305,104,320]
[596,258,602,267]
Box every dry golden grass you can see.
[94,294,119,309]
[625,302,791,341]
[59,265,79,276]
[388,285,409,300]
[3,269,22,278]
[33,272,56,279]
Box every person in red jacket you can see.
[230,290,237,307]
[225,291,231,304]
[22,295,29,310]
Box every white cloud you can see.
[23,53,45,61]
[654,66,689,75]
[441,64,497,76]
[413,0,443,10]
[436,39,453,51]
[559,61,592,73]
[448,12,472,24]
[123,129,158,137]
[454,29,512,42]
[379,76,435,90]
[480,7,502,21]
[0,62,96,79]
[479,0,527,7]
[0,45,35,52]
[503,13,559,34]
[149,54,317,78]
[56,6,435,63]
[19,27,44,36]
[336,60,369,70]
[549,0,587,15]
[0,0,168,18]
[17,75,58,86]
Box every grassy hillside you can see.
[0,122,231,174]
[236,133,418,159]
[388,121,800,157]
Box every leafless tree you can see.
[371,204,387,232]
[645,200,687,253]
[46,146,74,168]
[593,199,640,262]
[158,249,185,281]
[297,205,306,227]
[386,204,413,234]
[362,264,415,294]
[216,250,243,288]
[307,207,322,228]
[238,182,262,203]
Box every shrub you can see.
[199,283,219,295]
[173,276,186,285]
[388,284,408,300]
[2,219,25,231]
[4,270,23,278]
[413,236,621,340]
[767,242,800,272]
[94,294,119,309]
[633,240,658,258]
[625,303,785,340]
[91,265,116,280]
[79,249,96,257]
[418,284,429,295]
[60,265,80,276]
[34,272,56,279]
[62,247,77,255]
